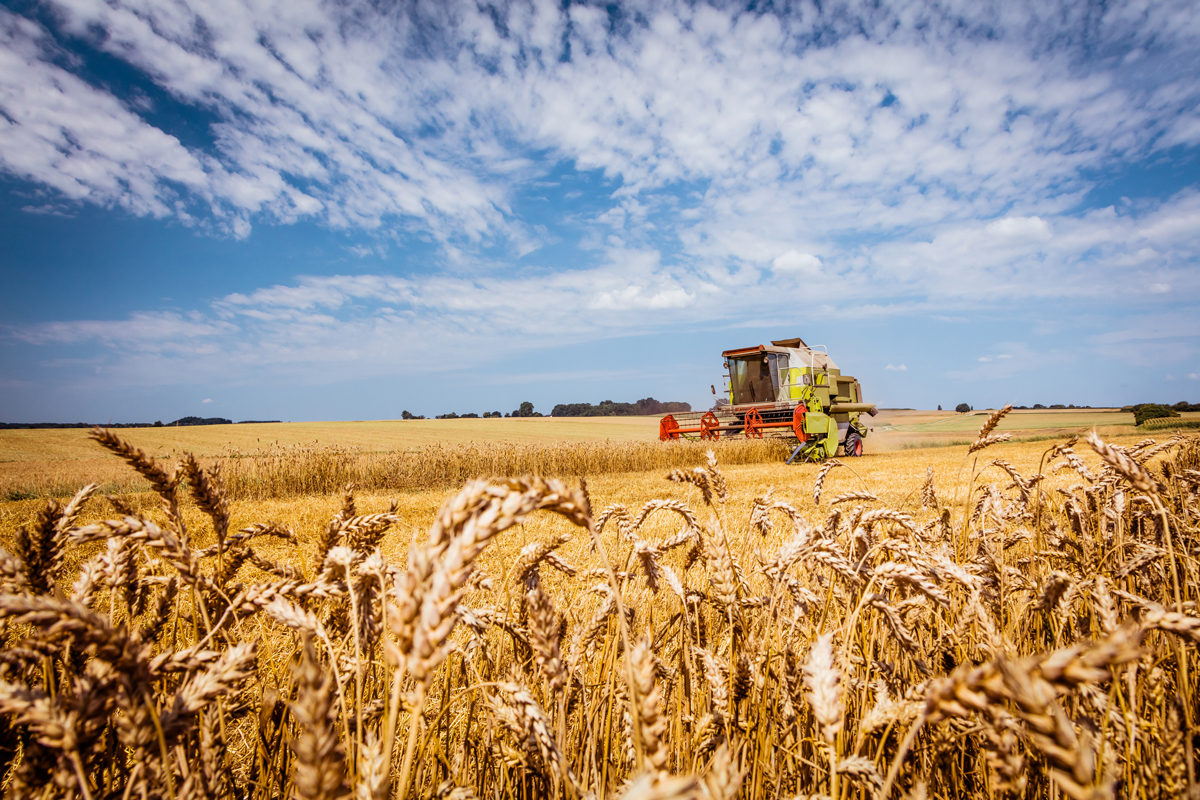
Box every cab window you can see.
[729,355,783,404]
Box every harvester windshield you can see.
[728,353,789,404]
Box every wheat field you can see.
[1,409,1151,503]
[0,413,1197,799]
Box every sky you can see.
[1,0,1199,423]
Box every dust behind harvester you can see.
[658,336,878,461]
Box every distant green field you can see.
[883,408,1141,433]
[0,417,662,463]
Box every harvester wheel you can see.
[700,411,720,440]
[791,403,808,443]
[659,415,680,441]
[845,431,863,457]
[745,408,764,439]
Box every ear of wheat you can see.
[0,429,1195,800]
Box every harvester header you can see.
[659,336,878,461]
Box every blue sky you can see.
[1,0,1199,422]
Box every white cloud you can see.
[1090,310,1200,346]
[1150,283,1172,293]
[12,312,233,350]
[885,364,907,372]
[946,342,1064,381]
[0,0,1196,271]
[1189,373,1199,379]
[589,286,695,311]
[986,216,1052,241]
[202,398,212,403]
[3,1,1200,394]
[771,250,822,274]
[0,4,508,242]
[0,11,218,221]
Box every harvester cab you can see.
[658,336,878,461]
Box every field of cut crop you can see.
[0,410,1197,799]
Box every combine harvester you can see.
[658,337,878,462]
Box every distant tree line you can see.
[952,404,1107,413]
[433,411,509,419]
[403,401,542,420]
[944,401,1197,426]
[0,417,280,430]
[402,398,693,420]
[953,404,1100,414]
[1122,401,1200,413]
[551,398,692,417]
[1013,404,1094,410]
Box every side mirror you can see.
[710,385,716,395]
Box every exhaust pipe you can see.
[828,403,878,416]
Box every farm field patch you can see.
[0,430,1159,542]
[865,407,1156,450]
[1,408,1154,465]
[2,410,1174,500]
[0,424,1194,799]
[0,416,663,463]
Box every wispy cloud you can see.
[3,0,1198,261]
[2,0,1199,406]
[945,343,1069,382]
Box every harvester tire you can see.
[844,431,863,457]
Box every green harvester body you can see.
[658,336,877,461]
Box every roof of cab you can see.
[721,337,838,370]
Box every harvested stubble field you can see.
[0,412,1198,800]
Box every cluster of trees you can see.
[550,397,692,417]
[1127,402,1197,426]
[510,401,541,418]
[1122,401,1200,413]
